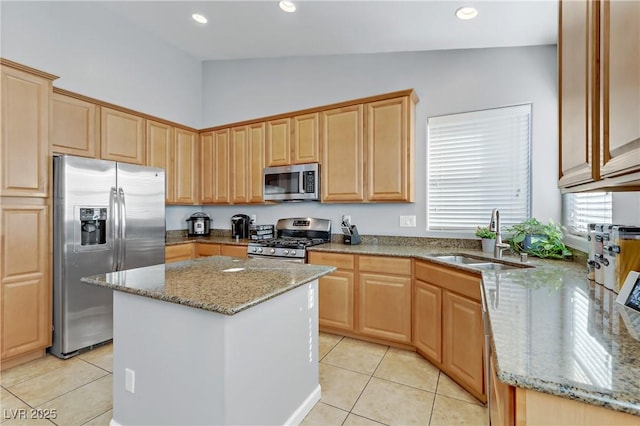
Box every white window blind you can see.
[427,104,531,231]
[562,192,612,236]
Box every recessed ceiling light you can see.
[455,6,478,20]
[279,1,296,13]
[192,13,208,24]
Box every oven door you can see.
[247,254,306,264]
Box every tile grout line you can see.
[428,372,441,426]
[79,407,112,426]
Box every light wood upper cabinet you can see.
[443,290,485,401]
[266,118,291,166]
[101,107,145,165]
[173,128,198,204]
[200,131,215,204]
[51,92,100,158]
[292,112,320,164]
[321,105,364,202]
[1,63,54,198]
[599,0,640,179]
[366,96,414,201]
[202,129,230,204]
[558,0,597,187]
[0,200,50,362]
[146,120,174,203]
[249,122,266,203]
[231,126,250,204]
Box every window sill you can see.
[564,234,589,253]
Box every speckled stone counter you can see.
[308,242,640,417]
[82,256,335,315]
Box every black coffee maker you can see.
[231,214,251,239]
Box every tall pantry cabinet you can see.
[0,60,57,369]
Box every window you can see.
[427,104,531,232]
[562,192,612,236]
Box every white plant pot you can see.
[481,238,496,253]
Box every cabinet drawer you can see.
[308,252,354,270]
[165,244,194,263]
[359,255,411,275]
[196,243,220,258]
[221,245,247,258]
[415,260,481,301]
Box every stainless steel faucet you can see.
[489,209,510,259]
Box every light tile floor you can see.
[0,333,487,426]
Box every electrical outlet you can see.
[250,214,257,224]
[342,215,351,224]
[125,368,135,394]
[399,215,416,227]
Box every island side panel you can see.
[224,280,320,425]
[111,291,228,426]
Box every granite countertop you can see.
[161,233,640,415]
[82,256,335,316]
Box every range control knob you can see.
[283,249,289,255]
[257,248,263,253]
[270,248,276,254]
[252,247,258,253]
[291,250,297,256]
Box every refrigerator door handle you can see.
[118,187,127,271]
[110,186,119,271]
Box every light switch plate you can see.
[399,215,416,227]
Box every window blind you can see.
[427,104,531,231]
[563,192,612,236]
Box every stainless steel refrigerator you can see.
[51,155,165,358]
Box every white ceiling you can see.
[103,0,558,61]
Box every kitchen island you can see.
[82,256,335,426]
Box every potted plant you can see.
[475,226,496,253]
[507,218,572,259]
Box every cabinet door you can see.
[165,244,195,263]
[443,291,484,399]
[249,122,266,203]
[213,129,230,203]
[146,120,174,203]
[231,126,250,204]
[366,96,413,201]
[413,280,442,364]
[100,107,145,165]
[318,270,355,332]
[292,112,320,164]
[321,105,364,202]
[490,356,515,426]
[220,245,248,258]
[599,0,640,178]
[51,92,99,158]
[1,201,50,360]
[266,118,291,166]
[1,65,52,198]
[358,272,412,343]
[174,128,198,204]
[196,243,221,258]
[558,0,597,187]
[200,132,215,204]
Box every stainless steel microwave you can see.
[263,163,320,201]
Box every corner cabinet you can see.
[173,128,198,204]
[558,0,640,191]
[146,120,174,203]
[200,129,230,204]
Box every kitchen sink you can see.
[433,255,487,264]
[433,254,531,271]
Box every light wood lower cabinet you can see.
[443,290,484,401]
[308,252,356,333]
[0,200,51,367]
[358,256,412,344]
[196,243,220,258]
[490,356,515,426]
[221,245,247,258]
[413,279,442,363]
[165,243,195,263]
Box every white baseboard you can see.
[284,385,322,426]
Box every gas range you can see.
[247,218,331,262]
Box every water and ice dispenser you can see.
[79,207,107,246]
